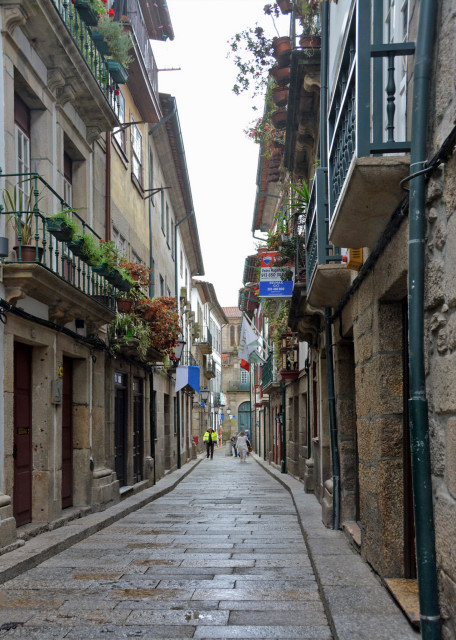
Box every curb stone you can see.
[0,455,203,585]
[251,454,419,640]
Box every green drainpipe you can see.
[407,1,440,637]
[281,380,286,473]
[325,309,340,530]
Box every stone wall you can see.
[425,2,456,634]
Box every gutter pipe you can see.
[281,380,286,473]
[407,1,440,637]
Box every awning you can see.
[175,366,200,394]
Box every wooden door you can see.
[62,358,73,508]
[13,342,32,526]
[114,371,128,487]
[133,377,143,484]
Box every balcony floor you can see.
[329,155,410,250]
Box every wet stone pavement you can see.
[0,451,333,639]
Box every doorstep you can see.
[385,578,420,628]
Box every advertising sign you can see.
[258,251,294,297]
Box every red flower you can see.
[107,8,115,16]
[114,89,120,96]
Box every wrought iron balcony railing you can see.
[261,351,277,390]
[242,254,260,286]
[328,2,415,221]
[204,355,216,379]
[179,350,197,367]
[0,171,125,312]
[225,380,250,393]
[194,325,212,349]
[51,0,121,111]
[304,168,342,288]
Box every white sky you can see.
[152,0,290,307]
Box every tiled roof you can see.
[223,307,242,317]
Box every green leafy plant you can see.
[47,210,80,242]
[296,0,321,36]
[98,239,123,268]
[69,233,101,266]
[108,312,151,361]
[2,178,42,245]
[96,12,133,68]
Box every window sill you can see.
[131,172,144,197]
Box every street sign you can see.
[259,251,294,297]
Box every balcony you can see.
[194,324,212,355]
[328,3,414,250]
[305,168,352,308]
[4,0,123,135]
[204,355,216,380]
[0,172,125,326]
[238,286,259,316]
[243,254,260,286]
[226,380,250,393]
[262,351,279,393]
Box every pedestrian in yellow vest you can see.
[203,427,217,459]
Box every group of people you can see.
[230,431,251,462]
[202,428,251,462]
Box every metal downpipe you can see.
[281,380,287,473]
[324,309,340,529]
[408,1,440,637]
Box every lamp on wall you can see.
[173,337,186,364]
[226,407,231,415]
[200,387,210,403]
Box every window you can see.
[180,249,183,276]
[131,122,142,184]
[171,220,174,257]
[14,94,31,215]
[240,369,249,384]
[63,152,73,206]
[161,191,165,231]
[113,92,126,150]
[230,325,236,347]
[112,226,127,256]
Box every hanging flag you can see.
[238,316,260,362]
[240,359,250,372]
[175,366,200,393]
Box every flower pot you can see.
[74,0,98,26]
[106,60,128,84]
[117,297,133,313]
[271,85,289,108]
[270,65,290,86]
[0,236,9,258]
[271,108,288,130]
[272,36,291,61]
[13,245,43,262]
[278,0,292,14]
[91,31,109,55]
[299,34,321,49]
[46,218,76,243]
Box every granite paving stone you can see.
[0,451,419,639]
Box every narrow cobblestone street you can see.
[0,452,418,639]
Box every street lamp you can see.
[226,407,231,415]
[173,337,186,364]
[200,387,210,403]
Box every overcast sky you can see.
[153,0,290,307]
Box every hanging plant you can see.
[96,12,133,69]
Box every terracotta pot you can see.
[278,0,292,14]
[14,245,43,262]
[299,35,321,49]
[272,85,289,107]
[271,108,288,130]
[272,36,291,59]
[270,65,290,86]
[270,143,284,158]
[117,297,133,313]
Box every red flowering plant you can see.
[136,297,180,360]
[119,261,152,290]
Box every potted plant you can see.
[296,0,321,48]
[108,312,151,360]
[73,0,105,26]
[227,3,290,99]
[119,260,152,289]
[68,233,101,266]
[96,12,133,82]
[2,179,43,261]
[46,210,80,243]
[136,296,180,359]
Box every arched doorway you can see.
[238,401,251,435]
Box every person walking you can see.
[203,427,217,459]
[236,431,250,463]
[230,433,238,457]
